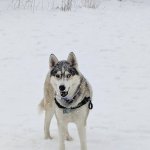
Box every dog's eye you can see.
[55,74,61,79]
[66,74,71,79]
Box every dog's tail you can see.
[38,98,45,114]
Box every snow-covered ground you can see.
[0,0,150,150]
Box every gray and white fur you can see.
[39,52,93,150]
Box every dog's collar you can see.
[55,97,93,114]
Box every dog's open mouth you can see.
[60,91,68,97]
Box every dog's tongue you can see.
[62,97,73,104]
[62,97,69,101]
[56,94,73,104]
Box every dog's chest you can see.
[55,105,89,123]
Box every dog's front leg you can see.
[77,123,87,150]
[58,123,65,150]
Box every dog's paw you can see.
[65,135,73,141]
[44,135,53,140]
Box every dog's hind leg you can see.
[44,105,54,139]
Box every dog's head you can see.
[49,52,81,106]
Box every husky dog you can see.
[39,52,93,150]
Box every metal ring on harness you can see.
[88,100,93,109]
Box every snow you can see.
[0,0,150,150]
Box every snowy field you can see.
[0,0,150,150]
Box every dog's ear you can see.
[49,54,58,68]
[67,52,78,67]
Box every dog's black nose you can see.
[59,85,65,91]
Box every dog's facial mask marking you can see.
[49,52,80,105]
[50,61,79,77]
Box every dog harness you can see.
[55,97,93,114]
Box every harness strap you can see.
[55,97,93,113]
